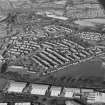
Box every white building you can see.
[63,88,74,98]
[95,93,105,103]
[7,81,26,93]
[0,103,7,105]
[50,86,61,97]
[31,84,49,95]
[87,92,105,103]
[15,103,31,105]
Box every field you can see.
[1,57,105,89]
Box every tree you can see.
[1,62,8,73]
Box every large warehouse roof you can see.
[7,81,26,93]
[31,84,49,95]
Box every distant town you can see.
[0,0,105,105]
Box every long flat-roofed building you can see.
[7,81,26,93]
[81,89,94,94]
[15,102,31,105]
[67,88,80,95]
[0,103,7,105]
[31,84,49,95]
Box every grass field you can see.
[1,58,105,89]
[37,59,105,88]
